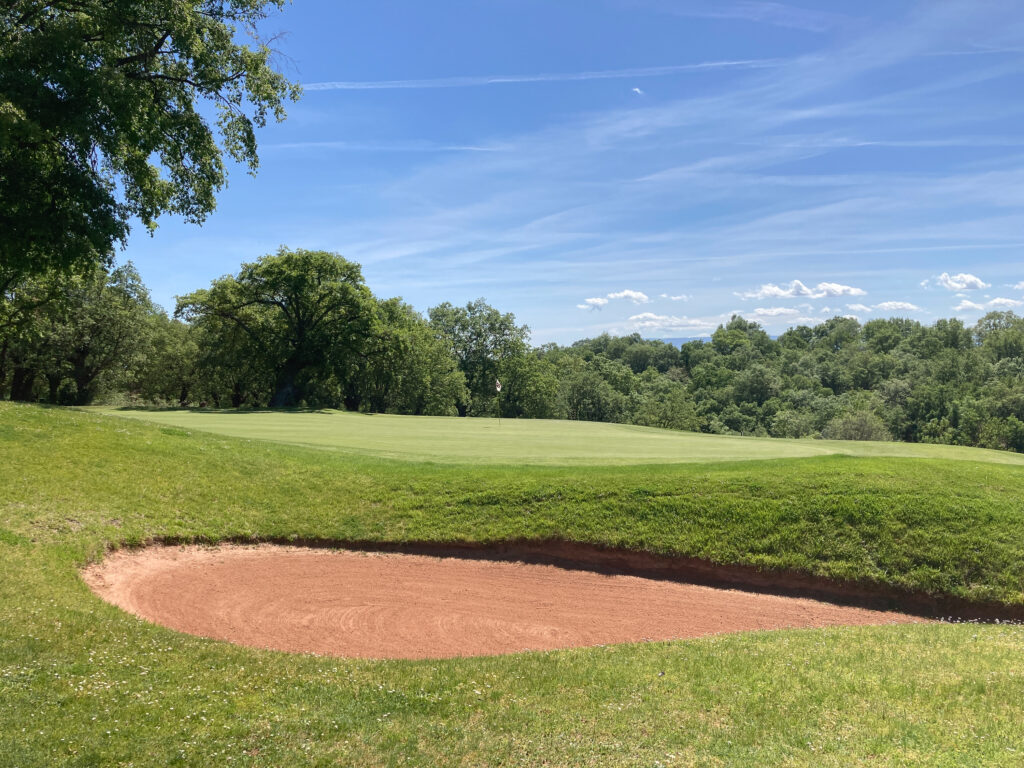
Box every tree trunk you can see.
[47,372,63,403]
[10,365,37,401]
[0,338,9,395]
[71,363,98,405]
[270,363,300,407]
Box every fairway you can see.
[92,407,1024,465]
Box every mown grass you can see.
[2,402,1024,766]
[92,406,1024,466]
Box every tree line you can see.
[3,248,1024,453]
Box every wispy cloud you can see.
[629,0,846,32]
[303,59,785,91]
[747,306,801,317]
[214,0,1024,345]
[266,140,501,153]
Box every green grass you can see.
[3,402,1024,766]
[91,406,1024,466]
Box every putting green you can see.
[90,408,1024,466]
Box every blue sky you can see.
[124,0,1024,343]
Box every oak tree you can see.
[1,1,299,280]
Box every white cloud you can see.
[632,87,645,96]
[846,303,872,312]
[874,301,921,312]
[816,281,868,297]
[577,289,649,310]
[937,271,990,290]
[628,312,718,332]
[954,299,985,311]
[607,289,651,304]
[956,297,1023,311]
[660,293,691,301]
[739,279,866,299]
[1014,281,1024,290]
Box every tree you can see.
[498,353,562,419]
[354,298,466,416]
[428,299,529,416]
[1,263,157,403]
[1,1,299,280]
[975,311,1024,362]
[633,369,699,431]
[176,249,375,407]
[188,313,273,407]
[133,315,200,406]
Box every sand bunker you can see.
[83,545,923,659]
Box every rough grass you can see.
[2,402,1024,767]
[90,406,1024,466]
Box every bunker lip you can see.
[84,544,928,661]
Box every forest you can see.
[3,247,1024,453]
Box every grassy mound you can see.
[2,402,1024,766]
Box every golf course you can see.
[6,0,1024,764]
[3,402,1024,766]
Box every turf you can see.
[3,402,1024,766]
[90,406,1024,466]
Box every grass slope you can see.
[2,402,1024,766]
[91,407,1024,466]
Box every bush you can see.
[822,411,892,441]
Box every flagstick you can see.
[495,378,502,428]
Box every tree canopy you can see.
[176,248,375,407]
[429,299,529,416]
[0,0,299,281]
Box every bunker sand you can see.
[84,545,924,659]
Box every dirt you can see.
[82,544,925,660]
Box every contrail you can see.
[303,58,785,91]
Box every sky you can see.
[123,0,1024,344]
